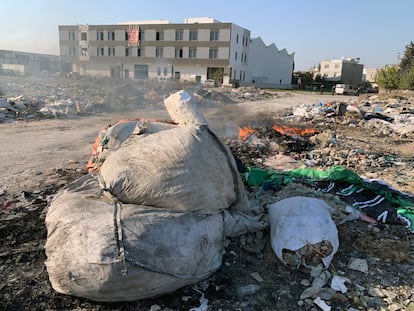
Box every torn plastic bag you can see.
[87,119,176,172]
[268,196,339,268]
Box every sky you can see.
[1,0,412,71]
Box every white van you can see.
[335,84,357,95]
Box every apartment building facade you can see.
[58,17,294,86]
[318,58,364,86]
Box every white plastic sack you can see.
[268,196,339,268]
[100,124,248,213]
[45,174,224,302]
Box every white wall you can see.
[245,37,294,86]
[229,24,249,81]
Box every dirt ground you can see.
[1,83,414,311]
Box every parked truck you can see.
[334,84,358,95]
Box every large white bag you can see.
[268,196,339,268]
[100,124,248,213]
[45,174,224,302]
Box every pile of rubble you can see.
[0,76,282,123]
[226,93,414,194]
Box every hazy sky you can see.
[1,0,412,70]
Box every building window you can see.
[189,47,197,58]
[97,47,104,56]
[108,47,115,56]
[108,31,115,41]
[335,64,339,68]
[189,30,198,41]
[81,32,87,41]
[209,48,218,59]
[324,64,329,69]
[69,46,76,56]
[137,47,144,57]
[156,31,164,41]
[156,47,163,58]
[97,31,104,41]
[139,31,144,41]
[125,47,130,56]
[125,31,128,41]
[236,34,239,43]
[175,47,183,58]
[235,51,238,61]
[175,30,183,41]
[210,30,219,41]
[81,48,88,56]
[157,67,161,76]
[69,31,75,40]
[164,66,168,76]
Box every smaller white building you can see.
[318,58,363,86]
[245,37,294,88]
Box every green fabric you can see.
[242,165,414,231]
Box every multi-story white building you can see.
[58,17,294,87]
[317,58,363,86]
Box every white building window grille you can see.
[175,30,183,41]
[189,47,197,58]
[69,31,75,40]
[210,30,219,41]
[156,47,163,58]
[209,48,218,59]
[97,31,104,41]
[108,47,115,56]
[189,30,198,41]
[156,31,164,41]
[137,47,144,57]
[175,47,183,58]
[69,46,76,56]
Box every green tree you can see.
[400,69,414,90]
[399,41,414,73]
[375,65,400,89]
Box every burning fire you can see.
[272,124,317,137]
[238,126,255,140]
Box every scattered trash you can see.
[313,296,332,311]
[348,258,369,274]
[237,284,261,296]
[250,271,265,283]
[330,275,348,293]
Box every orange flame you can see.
[272,125,317,137]
[239,126,255,140]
